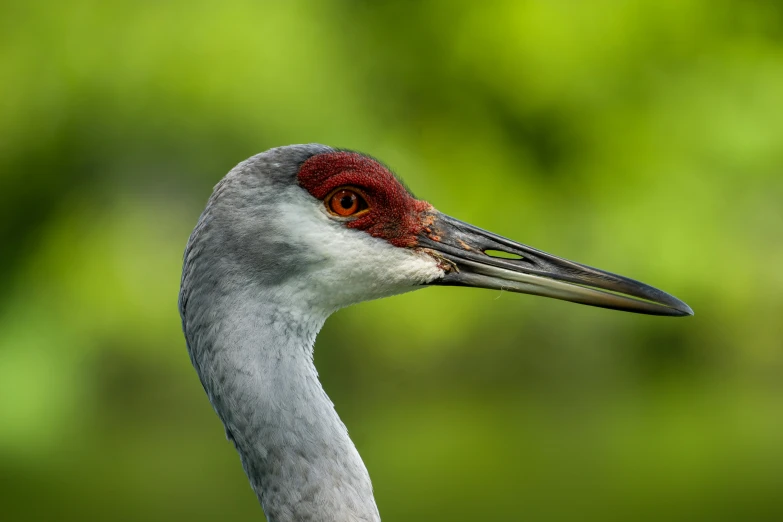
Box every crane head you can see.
[200,144,692,317]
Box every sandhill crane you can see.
[179,144,692,522]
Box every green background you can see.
[1,1,782,520]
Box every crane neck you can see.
[182,284,380,522]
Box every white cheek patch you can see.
[274,188,444,310]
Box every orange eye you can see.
[327,188,368,217]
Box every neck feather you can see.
[182,284,380,522]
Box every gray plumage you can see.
[180,144,438,521]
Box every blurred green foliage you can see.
[1,0,782,520]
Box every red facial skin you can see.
[297,151,434,248]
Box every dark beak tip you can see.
[660,293,693,317]
[675,302,695,317]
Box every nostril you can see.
[484,249,525,260]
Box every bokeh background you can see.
[1,0,782,520]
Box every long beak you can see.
[418,213,693,317]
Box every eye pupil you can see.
[340,195,354,209]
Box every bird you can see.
[179,144,692,522]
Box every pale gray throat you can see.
[180,276,381,522]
